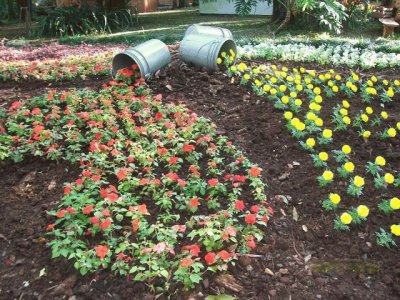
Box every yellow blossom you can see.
[391,224,400,236]
[313,87,321,95]
[342,100,350,108]
[284,111,293,120]
[381,111,388,119]
[329,193,341,205]
[344,162,355,172]
[300,67,306,73]
[290,91,297,98]
[371,75,377,82]
[332,86,339,93]
[335,74,342,81]
[384,173,395,184]
[281,96,289,104]
[363,131,371,138]
[365,107,373,114]
[294,99,302,106]
[354,176,365,187]
[343,116,351,125]
[387,88,394,97]
[383,79,389,86]
[296,84,303,91]
[270,77,277,83]
[221,52,226,57]
[342,145,351,154]
[388,128,397,137]
[322,170,334,181]
[216,58,222,64]
[230,65,237,72]
[315,118,324,127]
[361,114,369,123]
[352,73,359,81]
[319,152,329,161]
[340,108,348,116]
[306,138,316,148]
[295,122,306,131]
[351,85,358,92]
[340,213,352,225]
[315,95,323,103]
[270,88,277,95]
[322,129,332,138]
[263,84,271,92]
[244,74,250,80]
[306,112,317,121]
[390,197,400,210]
[357,205,369,218]
[397,122,400,130]
[279,85,287,92]
[375,156,386,166]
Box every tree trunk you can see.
[6,0,17,20]
[272,0,287,23]
[274,0,292,34]
[172,0,178,9]
[178,0,186,8]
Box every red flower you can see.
[99,218,111,230]
[117,253,126,260]
[246,235,256,249]
[233,175,246,182]
[116,169,127,181]
[250,205,260,213]
[158,148,168,156]
[46,223,56,231]
[182,244,201,257]
[132,219,140,232]
[181,258,193,268]
[82,170,91,178]
[155,112,163,120]
[92,174,101,182]
[189,165,200,176]
[127,156,135,163]
[101,209,111,216]
[95,245,109,259]
[75,178,83,185]
[56,209,67,218]
[182,144,194,153]
[249,166,261,177]
[225,226,237,237]
[169,157,179,164]
[64,185,71,195]
[178,179,186,187]
[217,250,231,261]
[66,207,76,214]
[107,193,119,202]
[189,197,199,208]
[139,178,149,185]
[204,252,216,265]
[235,200,245,211]
[208,178,219,186]
[245,214,257,225]
[90,217,100,224]
[166,172,179,181]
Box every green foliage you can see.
[39,6,135,37]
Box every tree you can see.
[6,0,17,20]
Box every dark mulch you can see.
[1,60,399,299]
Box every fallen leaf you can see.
[214,274,243,293]
[278,172,290,181]
[302,225,308,232]
[304,254,312,264]
[293,161,300,166]
[166,84,173,91]
[39,268,47,278]
[264,268,274,276]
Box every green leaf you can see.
[205,295,236,300]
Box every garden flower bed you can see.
[0,43,400,299]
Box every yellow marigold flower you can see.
[357,205,369,218]
[391,224,400,236]
[263,84,271,92]
[216,58,222,64]
[265,74,270,79]
[307,84,314,90]
[308,71,316,77]
[287,76,294,82]
[315,95,323,103]
[229,49,235,56]
[300,67,306,73]
[282,66,288,72]
[319,152,329,161]
[388,128,397,137]
[390,197,400,210]
[322,129,332,138]
[340,108,348,116]
[397,122,400,130]
[271,65,277,70]
[346,81,352,88]
[305,77,311,84]
[365,107,373,114]
[354,176,365,187]
[332,86,339,93]
[342,100,350,108]
[294,99,302,106]
[352,73,359,81]
[329,193,341,205]
[340,213,352,225]
[291,118,300,126]
[371,75,377,82]
[281,96,289,104]
[315,118,324,127]
[244,74,251,80]
[342,145,351,154]
[270,77,277,84]
[363,131,371,138]
[279,85,287,92]
[229,56,234,62]
[230,65,237,72]
[295,122,306,131]
[221,52,227,57]
[309,103,321,111]
[375,156,386,166]
[254,79,262,87]
[306,138,316,147]
[394,80,400,86]
[387,88,394,97]
[367,80,373,87]
[343,116,351,125]
[237,63,247,72]
[335,74,342,81]
[284,111,293,120]
[381,111,388,119]
[344,162,355,172]
[270,88,277,95]
[351,85,358,92]
[290,91,297,98]
[313,87,321,95]
[322,170,334,181]
[366,87,377,95]
[384,173,395,184]
[325,73,332,80]
[328,80,334,87]
[383,79,389,86]
[318,74,325,81]
[253,68,259,74]
[296,84,303,91]
[361,114,369,122]
[306,112,317,121]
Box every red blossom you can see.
[204,252,216,265]
[166,172,179,181]
[189,197,199,208]
[249,166,261,177]
[217,250,231,261]
[169,157,179,164]
[99,218,112,230]
[233,175,246,182]
[75,178,83,185]
[90,217,100,224]
[235,200,245,211]
[132,219,140,232]
[116,169,127,181]
[245,214,257,225]
[250,205,260,213]
[246,235,256,249]
[82,170,91,178]
[46,223,56,231]
[95,245,109,259]
[64,185,71,195]
[182,244,201,257]
[66,207,76,214]
[107,193,119,202]
[92,174,101,182]
[208,178,219,186]
[189,165,200,176]
[182,144,194,153]
[155,112,163,120]
[139,178,149,185]
[225,226,237,237]
[101,209,111,217]
[56,209,67,218]
[82,204,94,215]
[181,258,193,268]
[158,148,168,156]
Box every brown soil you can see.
[1,62,399,299]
